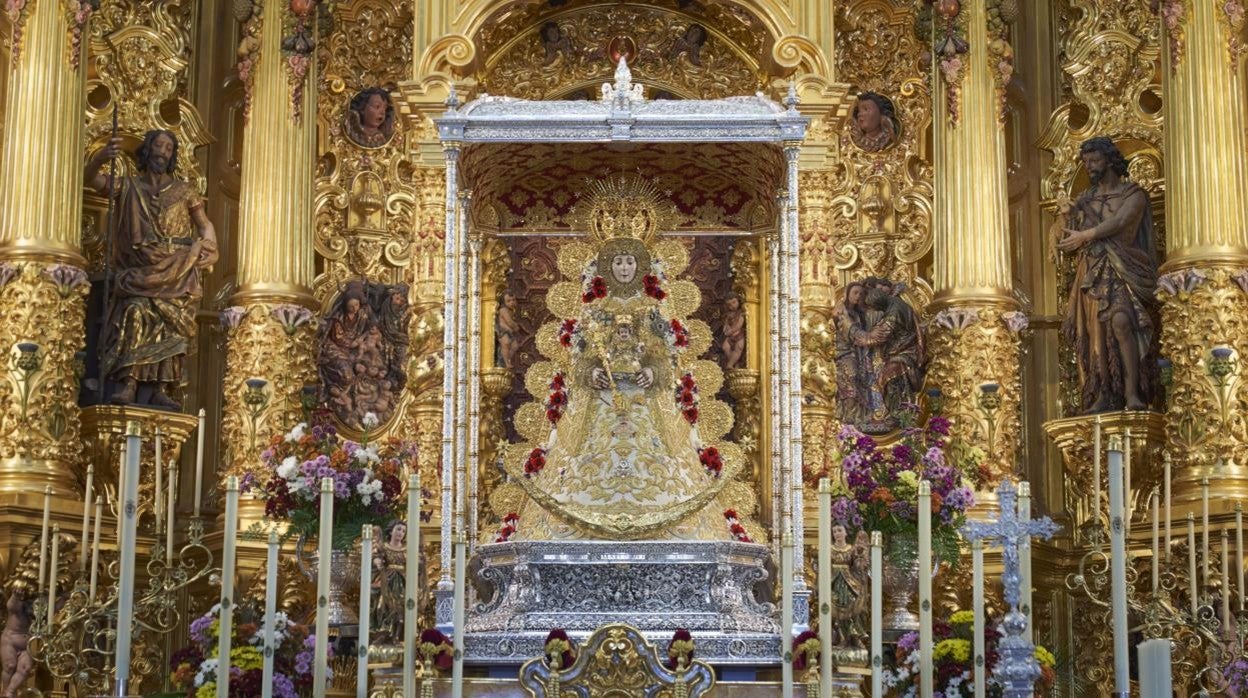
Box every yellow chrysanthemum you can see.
[231,645,264,671]
[1034,645,1056,668]
[949,610,975,626]
[933,638,972,664]
[196,682,216,698]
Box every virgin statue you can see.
[496,178,747,542]
[369,521,407,645]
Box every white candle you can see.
[116,441,125,543]
[154,426,163,532]
[46,524,58,630]
[1151,491,1160,594]
[1107,438,1129,695]
[972,539,986,698]
[1203,477,1211,585]
[1137,638,1173,698]
[194,408,205,517]
[1018,481,1033,643]
[37,484,50,593]
[817,478,833,695]
[404,473,420,698]
[358,525,373,698]
[1223,531,1233,636]
[217,476,240,698]
[1188,513,1199,615]
[114,423,143,695]
[1123,428,1132,520]
[1238,502,1244,612]
[261,529,279,698]
[452,531,467,698]
[166,460,176,565]
[313,478,334,698]
[870,531,883,698]
[79,465,93,573]
[918,480,933,698]
[89,496,101,602]
[1092,416,1102,529]
[1164,452,1172,561]
[780,527,795,694]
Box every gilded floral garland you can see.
[1160,0,1187,69]
[1221,0,1246,68]
[235,0,264,119]
[1157,266,1248,468]
[920,0,971,125]
[62,0,93,69]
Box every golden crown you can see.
[578,176,670,246]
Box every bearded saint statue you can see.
[495,178,748,542]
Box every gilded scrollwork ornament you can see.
[0,262,89,483]
[925,305,1023,481]
[219,303,318,479]
[1158,266,1248,468]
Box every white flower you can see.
[362,412,380,429]
[288,477,307,495]
[276,456,299,480]
[284,422,307,443]
[195,658,218,687]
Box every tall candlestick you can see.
[1151,491,1160,594]
[972,539,986,698]
[46,524,59,630]
[403,473,420,698]
[918,480,933,698]
[781,527,795,694]
[1018,481,1033,643]
[1092,416,1102,528]
[817,478,833,697]
[166,460,176,565]
[37,484,50,593]
[217,476,240,698]
[452,531,467,698]
[870,531,883,698]
[88,496,102,602]
[79,465,93,572]
[313,478,334,698]
[1164,452,1172,561]
[114,423,142,696]
[261,529,279,698]
[116,441,126,543]
[1203,477,1211,586]
[1188,513,1199,616]
[358,525,373,698]
[1238,502,1245,612]
[1137,638,1172,698]
[1223,530,1232,637]
[194,407,205,517]
[154,426,163,533]
[1107,437,1129,695]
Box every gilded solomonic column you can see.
[1157,0,1248,496]
[219,0,324,482]
[922,0,1026,486]
[0,0,94,491]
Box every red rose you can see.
[731,523,746,535]
[546,408,562,423]
[559,333,572,347]
[683,407,699,424]
[582,291,596,303]
[504,512,519,524]
[681,373,696,389]
[548,390,567,407]
[680,390,696,405]
[550,373,565,389]
[561,319,577,332]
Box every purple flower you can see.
[897,631,919,655]
[220,306,245,329]
[922,447,945,468]
[927,416,950,436]
[891,444,914,464]
[273,673,297,698]
[189,612,215,643]
[270,304,315,335]
[42,263,88,296]
[855,435,877,452]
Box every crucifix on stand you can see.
[963,480,1061,698]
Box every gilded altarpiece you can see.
[800,0,934,487]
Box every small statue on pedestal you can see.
[86,130,219,410]
[1056,137,1159,414]
[0,541,43,697]
[827,524,870,648]
[370,520,408,645]
[720,294,746,370]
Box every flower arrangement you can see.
[524,447,546,477]
[170,601,329,698]
[723,509,753,543]
[546,372,568,424]
[675,372,699,424]
[698,446,723,477]
[247,417,411,550]
[494,512,519,543]
[666,628,694,669]
[643,273,667,300]
[829,414,981,565]
[582,276,608,303]
[883,610,1055,696]
[417,628,454,671]
[792,629,820,672]
[543,629,576,670]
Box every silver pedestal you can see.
[463,540,782,665]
